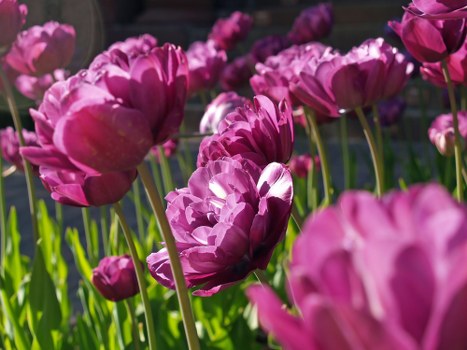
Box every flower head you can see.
[288,154,320,178]
[0,126,38,171]
[220,54,253,91]
[410,0,467,19]
[250,35,290,64]
[15,69,68,103]
[428,111,467,156]
[287,3,333,45]
[208,11,253,51]
[0,0,27,50]
[107,34,158,57]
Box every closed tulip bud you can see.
[92,255,140,302]
[6,21,76,76]
[0,0,27,51]
[208,11,253,51]
[0,126,38,171]
[428,112,467,156]
[287,3,333,45]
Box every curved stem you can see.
[81,207,96,264]
[304,107,332,206]
[355,107,384,197]
[132,180,145,242]
[100,206,110,256]
[372,104,385,187]
[290,204,303,230]
[0,66,39,242]
[137,162,200,350]
[254,269,270,286]
[113,202,158,350]
[125,299,141,350]
[442,60,463,202]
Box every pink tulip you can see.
[287,3,333,45]
[197,95,294,168]
[0,126,38,171]
[250,35,290,63]
[220,54,253,91]
[410,0,467,19]
[147,158,293,296]
[199,92,250,133]
[15,68,68,103]
[92,255,140,302]
[208,11,253,51]
[6,21,76,76]
[107,34,158,57]
[186,40,227,95]
[0,0,27,50]
[248,184,467,350]
[428,111,467,156]
[389,8,466,63]
[288,154,320,178]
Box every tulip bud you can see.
[208,11,253,51]
[287,3,333,45]
[0,0,27,51]
[428,112,467,156]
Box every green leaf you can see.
[66,228,93,281]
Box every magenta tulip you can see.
[220,54,253,91]
[410,0,467,19]
[288,154,320,178]
[6,21,76,76]
[248,184,467,350]
[287,3,333,45]
[186,40,227,95]
[0,0,27,50]
[0,126,38,171]
[250,35,290,63]
[197,95,294,168]
[107,34,158,57]
[208,11,253,51]
[199,92,250,133]
[428,111,467,156]
[147,158,293,296]
[15,69,68,103]
[92,255,140,302]
[389,8,466,63]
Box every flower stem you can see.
[304,107,332,206]
[81,207,97,265]
[113,202,158,350]
[0,155,6,269]
[100,206,110,256]
[355,107,384,197]
[149,154,164,203]
[55,201,63,234]
[132,180,145,242]
[372,104,385,186]
[290,203,303,230]
[125,299,142,350]
[158,145,175,193]
[442,60,463,202]
[254,269,270,286]
[0,66,39,242]
[340,115,351,189]
[137,162,200,350]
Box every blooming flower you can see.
[107,33,158,57]
[0,0,27,50]
[186,40,227,95]
[6,21,76,76]
[248,184,467,350]
[92,255,140,302]
[250,35,290,64]
[197,95,294,168]
[287,3,333,45]
[208,11,253,51]
[389,8,466,63]
[147,158,293,296]
[410,0,467,19]
[0,126,38,171]
[15,68,68,103]
[199,92,250,133]
[220,54,253,91]
[428,111,467,156]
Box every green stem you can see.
[125,299,141,350]
[113,202,157,350]
[442,60,463,202]
[0,66,39,242]
[55,202,63,234]
[132,180,145,242]
[100,206,110,256]
[149,154,164,203]
[137,162,200,350]
[254,269,270,286]
[304,107,332,206]
[290,204,303,230]
[372,104,385,186]
[0,155,6,270]
[355,107,384,197]
[173,132,213,139]
[158,145,175,193]
[340,115,351,189]
[81,207,96,264]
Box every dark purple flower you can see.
[377,97,406,127]
[6,21,76,76]
[208,11,253,51]
[197,95,294,168]
[92,255,140,302]
[287,3,333,45]
[0,0,27,50]
[0,126,38,171]
[186,40,227,95]
[250,35,291,64]
[248,184,467,350]
[147,158,293,296]
[199,92,251,133]
[428,111,467,156]
[15,69,69,103]
[220,54,253,91]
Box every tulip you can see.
[147,158,293,296]
[0,0,27,50]
[92,255,140,302]
[220,54,253,91]
[107,33,158,57]
[149,138,178,163]
[6,21,76,76]
[287,3,333,45]
[199,92,250,133]
[428,111,467,156]
[15,68,68,103]
[186,40,227,95]
[250,35,290,63]
[248,184,467,350]
[410,0,467,19]
[420,39,467,87]
[377,97,406,127]
[197,95,294,168]
[0,126,38,171]
[288,154,320,178]
[389,8,466,63]
[208,11,253,51]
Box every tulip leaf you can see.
[66,228,93,281]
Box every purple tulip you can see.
[287,3,333,45]
[208,11,253,51]
[420,38,467,87]
[377,97,406,127]
[428,111,467,156]
[389,8,466,63]
[15,69,68,103]
[186,40,227,95]
[92,255,140,302]
[0,0,27,50]
[0,126,38,171]
[288,154,320,178]
[107,34,158,57]
[6,21,76,76]
[199,92,251,133]
[410,0,467,19]
[147,158,293,296]
[248,184,467,350]
[220,54,253,91]
[250,35,290,64]
[149,138,178,163]
[197,95,294,168]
